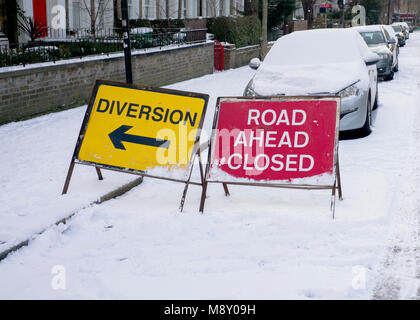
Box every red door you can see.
[32,0,47,38]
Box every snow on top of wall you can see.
[0,41,214,74]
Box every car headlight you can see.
[337,83,360,99]
[243,82,257,97]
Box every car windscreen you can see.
[392,25,402,32]
[359,31,386,45]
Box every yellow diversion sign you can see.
[75,81,208,172]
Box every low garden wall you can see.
[0,41,213,124]
[223,42,274,70]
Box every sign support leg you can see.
[62,160,75,195]
[331,181,337,219]
[199,181,208,213]
[336,158,343,200]
[179,149,202,212]
[179,161,195,212]
[223,183,230,196]
[95,167,104,180]
[179,180,191,212]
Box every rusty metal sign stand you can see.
[199,96,343,218]
[200,159,343,218]
[62,81,219,212]
[63,143,228,212]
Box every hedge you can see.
[207,16,262,48]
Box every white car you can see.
[354,25,398,79]
[393,22,409,40]
[382,24,400,71]
[244,28,379,136]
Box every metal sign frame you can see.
[200,96,343,218]
[62,80,211,211]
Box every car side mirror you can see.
[364,52,380,66]
[387,38,396,45]
[249,58,261,69]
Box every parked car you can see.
[407,21,415,33]
[383,25,400,53]
[354,25,397,80]
[391,24,406,46]
[401,22,411,38]
[244,28,379,136]
[393,22,409,40]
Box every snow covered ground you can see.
[0,32,419,299]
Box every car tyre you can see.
[359,97,372,137]
[385,70,394,81]
[373,83,379,110]
[393,60,399,72]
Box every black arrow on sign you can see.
[108,125,170,150]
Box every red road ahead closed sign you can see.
[206,97,340,184]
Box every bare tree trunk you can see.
[116,0,122,20]
[90,0,95,35]
[338,0,344,27]
[261,0,267,60]
[178,0,182,18]
[244,0,258,16]
[65,0,69,30]
[139,0,142,18]
[156,0,160,19]
[302,0,314,29]
[230,0,234,15]
[388,0,392,24]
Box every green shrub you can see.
[211,16,261,48]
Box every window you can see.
[144,0,151,18]
[360,31,386,45]
[128,0,134,19]
[72,1,81,29]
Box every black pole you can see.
[121,0,133,84]
[338,0,344,28]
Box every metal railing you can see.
[0,28,207,68]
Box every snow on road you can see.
[0,33,419,299]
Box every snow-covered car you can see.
[390,24,406,46]
[354,25,397,80]
[393,22,409,40]
[407,22,415,33]
[243,28,380,136]
[382,25,400,70]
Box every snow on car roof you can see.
[353,25,384,32]
[383,25,397,37]
[251,28,369,95]
[264,28,367,66]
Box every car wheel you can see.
[373,84,379,110]
[385,70,394,81]
[394,60,399,72]
[359,97,372,137]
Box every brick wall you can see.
[0,42,214,124]
[223,43,274,70]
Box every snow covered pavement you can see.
[0,32,419,299]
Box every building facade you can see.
[9,0,244,42]
[120,0,244,20]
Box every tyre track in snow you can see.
[372,33,420,300]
